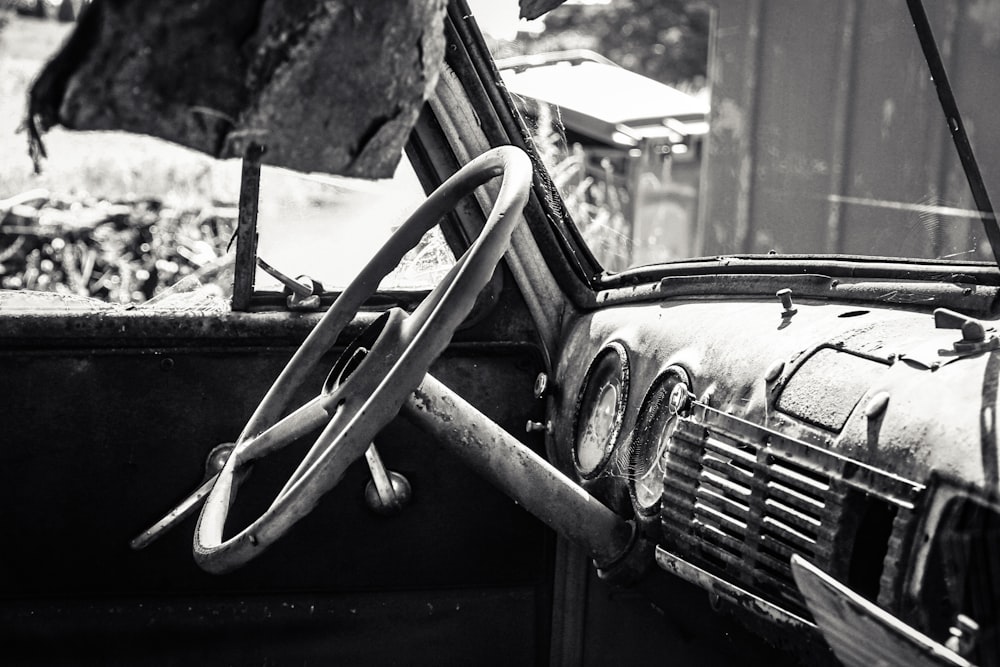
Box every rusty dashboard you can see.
[552,292,1000,663]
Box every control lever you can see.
[130,443,235,550]
[933,307,998,354]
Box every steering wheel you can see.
[193,146,532,573]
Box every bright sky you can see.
[466,0,530,39]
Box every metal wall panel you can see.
[703,0,1000,261]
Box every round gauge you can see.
[574,343,629,479]
[628,367,690,516]
[632,418,675,511]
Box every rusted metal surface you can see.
[404,372,636,569]
[232,144,263,312]
[655,546,814,629]
[659,399,923,617]
[551,293,1000,655]
[27,0,447,179]
[792,555,971,667]
[704,0,1000,261]
[903,474,1000,665]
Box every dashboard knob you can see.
[668,383,690,415]
[776,288,797,316]
[526,419,553,434]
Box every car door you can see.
[0,21,555,667]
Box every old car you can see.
[2,0,999,665]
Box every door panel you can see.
[0,312,551,664]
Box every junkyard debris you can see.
[0,189,234,304]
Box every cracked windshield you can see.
[474,0,1000,272]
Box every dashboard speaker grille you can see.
[661,403,921,617]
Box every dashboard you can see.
[552,294,1000,663]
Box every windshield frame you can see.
[905,0,999,265]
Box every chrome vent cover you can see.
[660,402,922,616]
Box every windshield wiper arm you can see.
[906,0,1000,268]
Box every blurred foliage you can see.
[496,0,710,88]
[0,194,235,304]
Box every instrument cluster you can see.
[570,342,692,523]
[572,343,629,480]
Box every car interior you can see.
[3,1,1000,666]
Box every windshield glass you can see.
[474,0,1000,272]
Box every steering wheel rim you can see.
[193,146,533,573]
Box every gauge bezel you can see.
[572,342,630,480]
[628,365,691,517]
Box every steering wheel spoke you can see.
[193,146,533,573]
[233,394,333,465]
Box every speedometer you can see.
[573,343,629,479]
[628,366,690,516]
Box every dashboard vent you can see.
[661,403,921,617]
